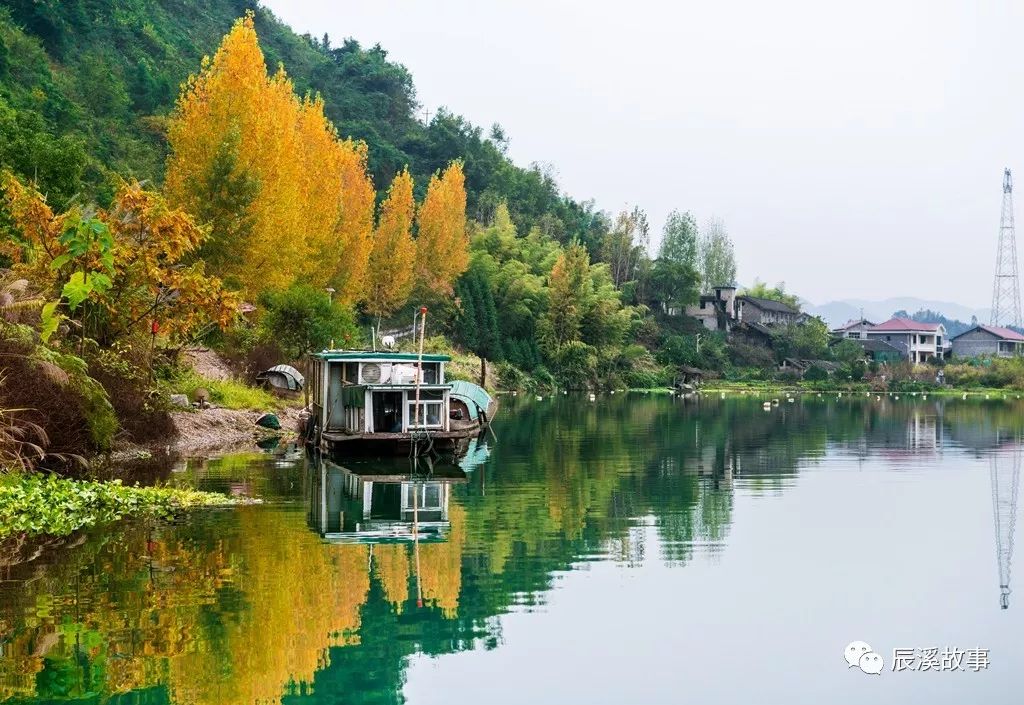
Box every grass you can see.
[0,472,254,538]
[167,369,284,410]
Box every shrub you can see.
[803,365,829,382]
[87,345,174,445]
[0,324,117,458]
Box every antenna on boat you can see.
[413,306,428,434]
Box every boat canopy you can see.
[311,350,451,363]
[449,381,493,421]
[257,364,305,391]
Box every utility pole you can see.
[991,168,1022,328]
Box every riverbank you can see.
[0,473,255,539]
[698,380,1024,397]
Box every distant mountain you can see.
[804,298,990,328]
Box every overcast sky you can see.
[263,0,1024,307]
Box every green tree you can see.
[698,217,736,292]
[454,264,503,385]
[742,279,799,309]
[648,259,699,313]
[602,207,648,289]
[259,284,358,402]
[775,318,830,360]
[659,210,698,268]
[540,242,591,353]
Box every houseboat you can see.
[306,349,495,455]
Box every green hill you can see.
[0,0,598,238]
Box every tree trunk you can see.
[480,356,487,388]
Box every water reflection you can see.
[307,458,465,542]
[1,395,1023,704]
[991,447,1021,610]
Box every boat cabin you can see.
[309,350,452,434]
[308,350,496,454]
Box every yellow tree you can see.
[364,168,416,322]
[165,14,375,300]
[165,14,304,294]
[415,161,468,296]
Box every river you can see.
[1,393,1022,704]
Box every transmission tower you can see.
[991,168,1022,328]
[991,446,1021,610]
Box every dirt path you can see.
[169,406,302,456]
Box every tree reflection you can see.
[4,395,1024,703]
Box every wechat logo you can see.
[845,641,883,675]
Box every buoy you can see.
[876,396,881,401]
[588,393,596,402]
[787,397,795,403]
[720,393,726,399]
[838,392,843,398]
[895,395,900,400]
[536,395,543,401]
[923,395,927,400]
[962,393,967,400]
[762,402,771,410]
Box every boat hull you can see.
[319,427,482,456]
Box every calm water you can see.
[2,394,1023,704]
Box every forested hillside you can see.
[0,0,595,236]
[3,0,739,402]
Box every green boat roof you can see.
[311,350,451,363]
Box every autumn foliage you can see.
[365,169,416,319]
[165,13,468,312]
[165,14,376,301]
[1,173,238,343]
[416,161,469,296]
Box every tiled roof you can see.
[952,324,1024,342]
[833,318,875,331]
[857,338,903,354]
[869,317,941,333]
[738,296,798,314]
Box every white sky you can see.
[262,0,1024,306]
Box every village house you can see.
[863,317,947,363]
[950,324,1024,358]
[734,296,805,326]
[831,318,875,339]
[684,286,737,332]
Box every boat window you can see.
[404,482,443,510]
[421,363,439,384]
[408,400,443,428]
[344,362,358,383]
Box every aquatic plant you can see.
[0,473,251,538]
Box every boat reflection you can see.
[307,457,467,543]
